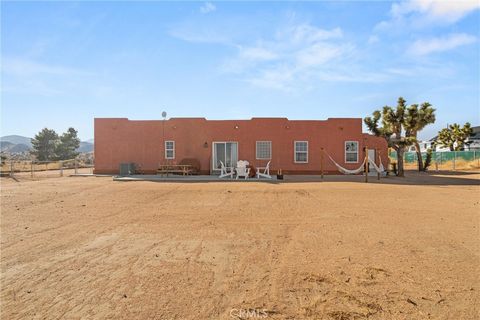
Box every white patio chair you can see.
[219,161,234,179]
[256,160,272,179]
[235,160,250,180]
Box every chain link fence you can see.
[390,150,480,170]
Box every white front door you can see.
[212,142,238,172]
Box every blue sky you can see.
[1,1,479,141]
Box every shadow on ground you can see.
[108,170,480,186]
[285,170,480,186]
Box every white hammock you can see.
[326,152,386,175]
[368,158,384,173]
[367,156,386,174]
[326,154,366,175]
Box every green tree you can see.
[404,102,436,171]
[437,123,473,151]
[56,127,80,160]
[31,128,59,161]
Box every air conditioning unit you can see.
[119,163,136,176]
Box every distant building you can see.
[407,141,436,153]
[465,126,480,151]
[410,125,480,152]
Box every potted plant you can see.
[276,169,283,180]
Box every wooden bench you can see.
[157,164,193,176]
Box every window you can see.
[345,141,358,163]
[165,141,175,159]
[294,141,308,163]
[256,141,272,160]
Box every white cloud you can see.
[1,57,92,76]
[221,45,279,73]
[169,27,230,44]
[239,46,278,61]
[2,80,63,96]
[1,57,95,96]
[367,35,379,44]
[247,64,389,91]
[200,2,216,14]
[279,24,343,44]
[295,43,344,68]
[392,0,480,23]
[218,23,347,76]
[247,66,296,91]
[218,23,355,90]
[408,33,477,55]
[375,0,480,33]
[171,18,437,92]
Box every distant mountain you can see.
[0,134,93,154]
[9,143,31,153]
[78,141,94,153]
[0,141,30,153]
[1,135,32,147]
[0,141,14,151]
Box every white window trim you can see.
[165,140,175,159]
[256,141,272,160]
[294,141,309,163]
[344,140,359,163]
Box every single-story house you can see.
[93,117,388,175]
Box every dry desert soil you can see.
[1,173,479,319]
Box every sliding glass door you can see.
[213,142,238,171]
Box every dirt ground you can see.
[1,172,479,319]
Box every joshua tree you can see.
[404,102,436,171]
[365,97,410,177]
[437,123,473,151]
[365,97,435,176]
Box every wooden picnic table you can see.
[157,164,193,176]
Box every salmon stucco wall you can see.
[94,117,388,175]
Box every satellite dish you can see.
[161,111,167,119]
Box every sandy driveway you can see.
[1,173,479,319]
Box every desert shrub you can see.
[423,148,433,171]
